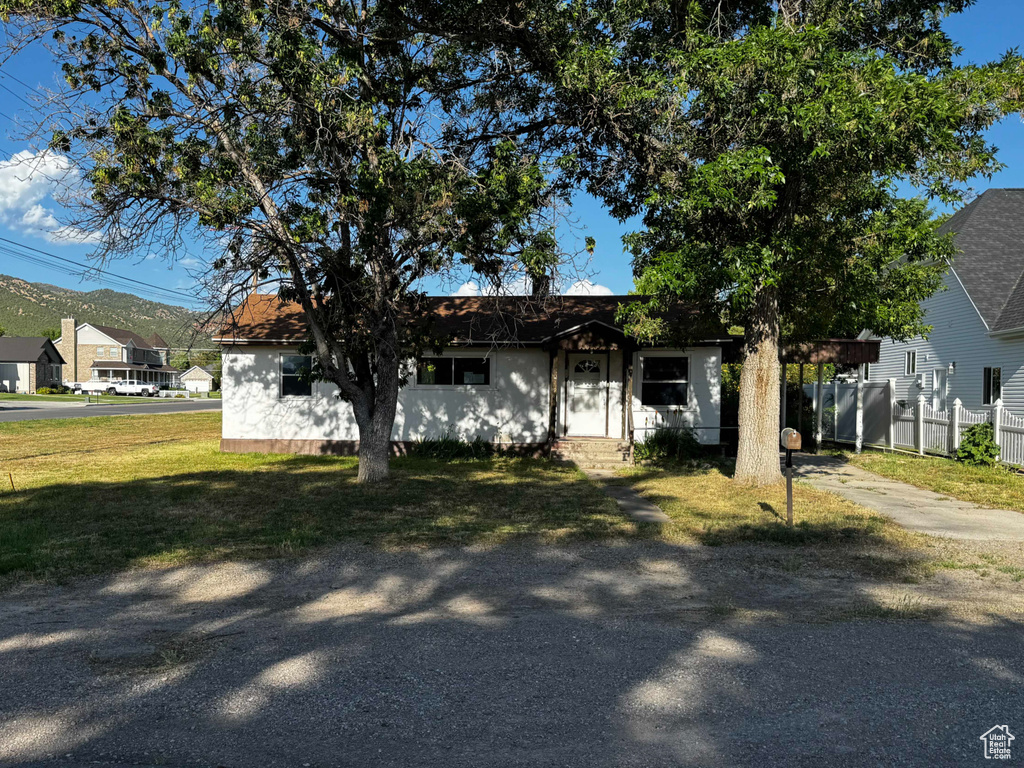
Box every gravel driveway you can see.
[1,542,1022,767]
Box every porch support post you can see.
[620,350,629,440]
[855,364,865,454]
[815,362,824,451]
[780,352,787,431]
[625,351,635,463]
[547,348,558,447]
[797,364,804,436]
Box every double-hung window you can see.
[416,356,491,386]
[640,355,689,407]
[983,367,1002,406]
[904,351,917,376]
[280,354,313,397]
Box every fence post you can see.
[951,398,961,455]
[994,398,1004,461]
[888,378,897,451]
[916,393,926,455]
[855,366,864,453]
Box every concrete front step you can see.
[551,438,632,469]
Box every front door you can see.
[568,353,608,436]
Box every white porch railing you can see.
[808,377,1024,467]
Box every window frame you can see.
[636,352,691,409]
[904,351,917,376]
[412,351,495,390]
[279,353,314,399]
[983,366,1002,406]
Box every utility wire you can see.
[0,237,201,304]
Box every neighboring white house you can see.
[215,294,729,455]
[180,365,217,393]
[866,189,1024,413]
[0,337,65,394]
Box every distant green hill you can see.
[0,274,207,345]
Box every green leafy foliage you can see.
[408,431,498,462]
[35,386,71,395]
[956,422,1001,467]
[633,427,703,464]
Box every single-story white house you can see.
[0,337,64,394]
[214,294,733,455]
[865,189,1024,413]
[180,365,217,393]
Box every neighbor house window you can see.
[863,363,870,381]
[280,354,313,397]
[983,367,1002,405]
[904,351,917,376]
[640,355,689,406]
[416,356,491,386]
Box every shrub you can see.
[633,427,703,463]
[408,430,496,461]
[956,421,1001,466]
[36,386,70,395]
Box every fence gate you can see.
[862,383,889,447]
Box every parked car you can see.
[70,380,161,396]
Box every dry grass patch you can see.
[612,460,934,581]
[844,449,1024,514]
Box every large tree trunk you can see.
[734,286,783,486]
[354,354,401,484]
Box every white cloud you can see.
[453,280,481,296]
[145,253,159,261]
[0,149,97,246]
[179,256,202,268]
[564,279,614,296]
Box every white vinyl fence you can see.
[805,378,1024,467]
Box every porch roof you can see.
[91,361,180,373]
[781,339,880,365]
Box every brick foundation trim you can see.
[220,438,549,457]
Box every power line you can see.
[0,236,202,304]
[0,79,35,110]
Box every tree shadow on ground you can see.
[0,539,1022,767]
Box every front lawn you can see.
[0,392,160,405]
[0,413,628,584]
[845,450,1024,514]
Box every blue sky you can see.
[1,0,1022,308]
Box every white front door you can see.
[568,353,608,436]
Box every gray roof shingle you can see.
[0,337,66,364]
[937,189,1024,332]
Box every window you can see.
[983,367,1002,406]
[416,356,491,386]
[640,355,689,406]
[904,351,917,376]
[96,347,105,358]
[863,363,870,381]
[280,354,313,397]
[574,359,601,374]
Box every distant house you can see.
[0,337,65,394]
[867,189,1024,412]
[215,293,730,456]
[180,365,217,393]
[147,333,172,366]
[55,318,181,387]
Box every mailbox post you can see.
[780,428,802,527]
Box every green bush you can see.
[35,386,70,395]
[633,427,703,463]
[956,421,1001,466]
[408,430,496,461]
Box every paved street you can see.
[1,543,1021,768]
[0,398,222,422]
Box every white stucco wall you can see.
[222,344,723,446]
[871,269,1024,412]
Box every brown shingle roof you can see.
[147,333,169,349]
[215,294,721,346]
[91,324,154,350]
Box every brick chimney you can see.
[58,317,78,382]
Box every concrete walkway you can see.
[792,454,1024,541]
[583,468,670,523]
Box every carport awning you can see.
[782,339,879,365]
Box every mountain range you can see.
[0,274,207,345]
